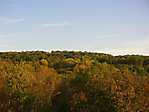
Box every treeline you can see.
[0,51,149,112]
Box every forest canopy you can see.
[0,51,149,112]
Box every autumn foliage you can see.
[0,51,149,112]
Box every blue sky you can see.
[0,0,149,55]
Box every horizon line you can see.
[0,49,148,56]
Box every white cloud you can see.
[0,17,24,24]
[42,21,71,27]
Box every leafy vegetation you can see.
[0,51,149,112]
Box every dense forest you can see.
[0,51,149,112]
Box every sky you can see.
[0,0,149,55]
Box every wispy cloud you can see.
[42,21,71,28]
[0,17,24,24]
[95,34,121,39]
[0,34,16,38]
